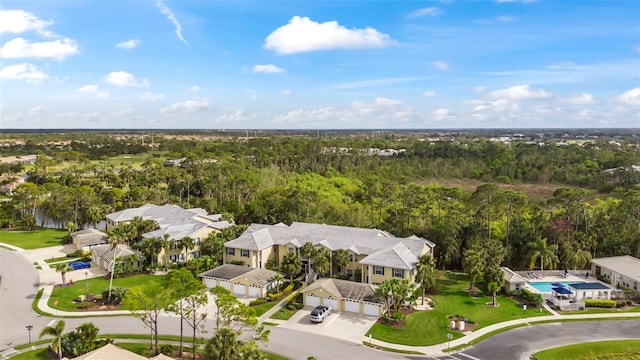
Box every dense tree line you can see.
[1,133,639,273]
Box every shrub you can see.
[286,304,296,310]
[160,344,173,355]
[522,289,543,306]
[282,283,294,293]
[295,303,304,309]
[616,301,625,308]
[626,300,633,306]
[101,287,128,305]
[268,293,282,300]
[584,299,616,308]
[250,299,267,306]
[67,250,83,258]
[229,260,245,266]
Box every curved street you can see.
[1,247,639,360]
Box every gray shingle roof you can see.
[591,255,640,282]
[501,267,528,284]
[71,229,107,246]
[359,242,418,269]
[225,222,433,270]
[199,264,281,287]
[302,278,381,303]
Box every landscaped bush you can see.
[101,286,128,305]
[295,303,304,309]
[282,283,294,293]
[615,301,626,308]
[584,299,616,308]
[249,299,267,306]
[286,304,296,310]
[268,292,282,300]
[521,289,543,306]
[67,250,83,258]
[160,344,172,355]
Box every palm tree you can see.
[528,237,558,274]
[487,282,500,307]
[415,254,436,305]
[161,234,172,269]
[281,251,302,284]
[40,320,65,360]
[55,263,71,285]
[272,273,285,293]
[181,236,195,265]
[332,249,350,275]
[462,245,486,291]
[312,254,329,278]
[76,322,99,353]
[300,242,316,274]
[107,226,127,303]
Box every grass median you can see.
[534,339,640,360]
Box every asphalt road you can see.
[0,248,403,360]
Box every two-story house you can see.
[106,203,233,265]
[222,222,435,285]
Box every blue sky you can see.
[1,0,639,129]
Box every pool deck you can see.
[525,274,612,294]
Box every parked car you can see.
[309,305,331,323]
[69,261,91,270]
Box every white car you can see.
[309,305,331,323]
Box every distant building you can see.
[591,255,640,292]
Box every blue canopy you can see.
[552,287,573,295]
[551,282,565,287]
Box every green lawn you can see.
[269,306,297,320]
[49,274,172,312]
[45,255,77,263]
[8,348,52,360]
[117,341,290,360]
[0,228,67,249]
[251,301,279,317]
[560,306,640,315]
[535,340,640,360]
[366,272,550,346]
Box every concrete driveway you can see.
[22,245,107,286]
[279,307,378,343]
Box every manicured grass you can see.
[262,321,280,326]
[117,341,290,360]
[0,228,67,249]
[251,301,279,317]
[8,348,52,359]
[14,339,50,350]
[534,340,640,360]
[366,272,550,346]
[263,350,291,360]
[49,274,172,312]
[363,341,425,355]
[32,288,53,316]
[269,306,297,320]
[101,334,205,343]
[45,256,77,263]
[560,306,640,315]
[48,260,74,269]
[444,323,530,352]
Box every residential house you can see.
[91,244,140,273]
[69,343,147,359]
[591,255,640,292]
[71,228,107,252]
[106,204,233,265]
[199,263,282,298]
[500,267,528,292]
[300,278,384,316]
[223,222,435,285]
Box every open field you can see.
[535,340,640,360]
[0,228,67,249]
[366,272,549,346]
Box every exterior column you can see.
[329,251,333,277]
[367,265,373,284]
[222,248,226,264]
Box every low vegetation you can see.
[0,228,67,249]
[534,340,640,360]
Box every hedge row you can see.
[522,289,543,306]
[584,299,617,308]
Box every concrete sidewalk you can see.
[362,311,640,357]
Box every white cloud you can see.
[264,16,393,54]
[77,84,98,94]
[474,86,487,93]
[490,85,551,100]
[423,91,436,97]
[115,39,141,49]
[105,71,148,87]
[407,7,443,18]
[0,9,53,36]
[140,91,165,101]
[473,99,518,112]
[0,63,48,83]
[430,60,449,71]
[95,91,109,99]
[160,99,209,115]
[280,89,292,95]
[617,87,640,106]
[190,85,200,92]
[432,108,455,120]
[0,37,78,60]
[155,0,187,45]
[217,109,257,122]
[564,93,595,105]
[28,106,44,114]
[375,97,403,106]
[252,64,285,74]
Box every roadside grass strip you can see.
[534,339,640,360]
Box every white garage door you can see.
[305,294,320,307]
[203,277,217,288]
[363,302,381,316]
[323,297,338,311]
[344,299,360,313]
[233,283,246,296]
[248,285,261,298]
[218,279,231,290]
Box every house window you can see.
[194,238,201,245]
[373,266,384,275]
[226,248,235,256]
[192,251,200,259]
[288,247,294,253]
[634,282,637,290]
[241,249,250,258]
[515,283,521,291]
[347,269,353,277]
[393,268,404,278]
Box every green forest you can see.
[1,131,639,272]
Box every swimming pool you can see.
[528,281,584,293]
